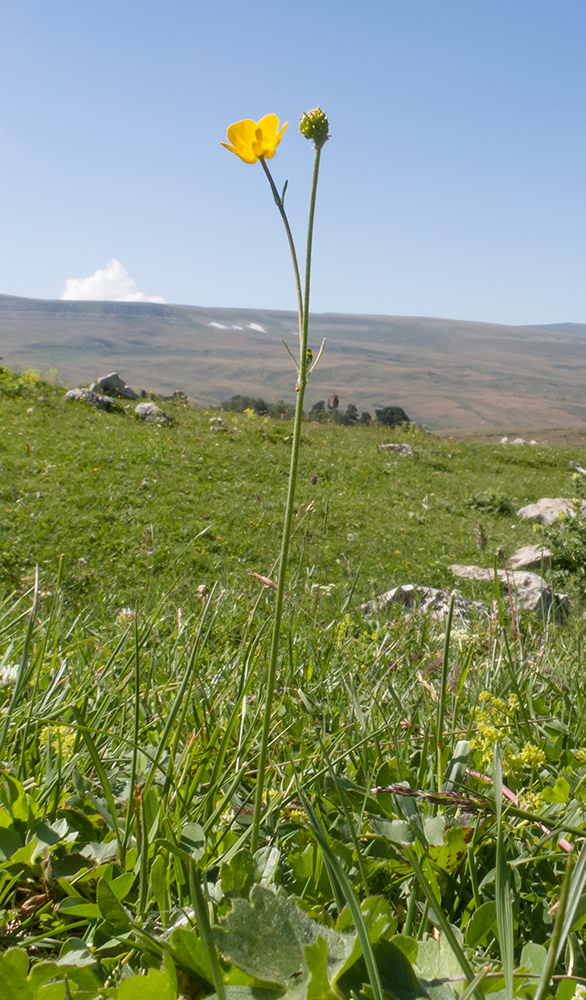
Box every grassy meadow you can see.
[2,368,586,997]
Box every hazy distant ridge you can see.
[2,293,586,430]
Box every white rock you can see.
[511,437,526,446]
[569,461,586,476]
[509,544,553,571]
[449,564,569,621]
[361,584,489,623]
[500,437,509,444]
[135,401,169,423]
[517,497,586,525]
[64,388,118,410]
[97,372,139,399]
[381,443,415,456]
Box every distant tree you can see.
[220,394,269,415]
[268,399,296,419]
[375,405,410,428]
[327,392,339,412]
[345,403,359,424]
[309,400,325,421]
[359,411,372,425]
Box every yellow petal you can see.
[257,113,280,141]
[226,119,259,148]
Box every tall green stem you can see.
[251,149,323,853]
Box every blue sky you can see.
[1,0,586,324]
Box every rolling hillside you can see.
[2,293,586,429]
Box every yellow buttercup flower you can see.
[221,114,288,164]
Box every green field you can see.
[2,369,586,998]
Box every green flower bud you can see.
[299,107,330,149]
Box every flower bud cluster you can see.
[299,107,330,149]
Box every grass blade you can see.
[494,743,514,1000]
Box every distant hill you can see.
[1,293,586,430]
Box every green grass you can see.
[1,377,586,997]
[1,384,582,613]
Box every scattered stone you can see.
[361,584,489,623]
[209,416,228,432]
[135,401,169,423]
[517,497,586,525]
[511,437,526,446]
[509,544,553,571]
[529,440,538,446]
[95,372,139,399]
[449,565,569,621]
[310,473,318,485]
[381,443,415,456]
[64,388,119,411]
[570,460,586,476]
[500,437,508,444]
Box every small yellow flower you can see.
[221,114,288,164]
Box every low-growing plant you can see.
[463,490,516,517]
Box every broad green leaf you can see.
[0,947,34,999]
[213,885,350,988]
[116,953,177,999]
[221,850,256,897]
[107,871,135,901]
[371,819,414,845]
[59,897,101,919]
[0,828,23,862]
[337,938,420,1000]
[168,926,214,987]
[543,775,570,805]
[556,980,577,1000]
[429,826,469,875]
[336,896,397,941]
[416,934,463,986]
[465,901,497,948]
[179,822,206,860]
[519,942,547,980]
[305,936,339,1000]
[390,936,418,965]
[97,877,132,931]
[424,816,446,847]
[254,846,280,886]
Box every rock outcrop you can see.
[361,584,489,623]
[449,565,569,621]
[517,498,586,525]
[64,388,119,411]
[91,373,139,399]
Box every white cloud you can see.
[61,259,166,303]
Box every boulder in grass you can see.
[381,443,415,456]
[135,401,169,423]
[96,372,139,399]
[361,584,489,623]
[509,544,553,571]
[517,497,586,525]
[64,388,119,411]
[449,564,569,621]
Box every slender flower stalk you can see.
[222,109,329,852]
